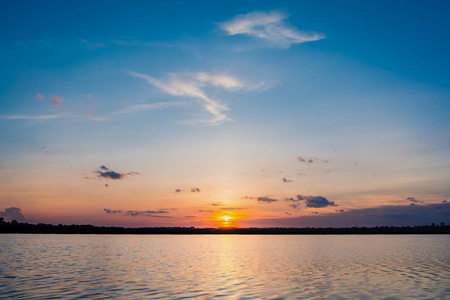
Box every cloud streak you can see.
[129,71,270,126]
[104,208,173,218]
[257,196,278,203]
[219,11,325,48]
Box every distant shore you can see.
[1,219,449,234]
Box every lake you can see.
[1,234,449,299]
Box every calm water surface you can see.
[0,234,449,299]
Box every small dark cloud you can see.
[443,200,447,203]
[241,196,256,200]
[297,156,314,163]
[311,212,319,215]
[284,195,304,202]
[105,184,109,188]
[303,196,336,208]
[406,197,419,203]
[285,212,292,215]
[184,216,196,218]
[257,197,278,203]
[0,207,27,222]
[191,188,201,193]
[211,202,223,206]
[297,156,329,164]
[199,209,214,213]
[175,189,182,193]
[286,195,336,208]
[104,208,122,214]
[289,203,300,209]
[96,165,138,180]
[282,177,292,183]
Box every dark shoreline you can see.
[1,219,449,234]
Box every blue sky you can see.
[0,0,449,227]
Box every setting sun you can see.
[221,216,232,222]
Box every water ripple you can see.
[0,234,449,299]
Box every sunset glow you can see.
[0,1,449,228]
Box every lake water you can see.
[0,234,449,299]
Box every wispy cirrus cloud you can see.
[129,71,271,126]
[2,114,64,120]
[108,102,186,118]
[219,11,325,49]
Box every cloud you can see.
[199,209,214,213]
[50,95,64,107]
[282,177,292,183]
[191,188,201,193]
[285,212,292,216]
[286,195,337,208]
[406,197,420,203]
[36,93,45,101]
[248,203,450,227]
[300,195,337,208]
[289,203,301,209]
[104,208,121,214]
[2,114,64,120]
[0,207,27,222]
[109,102,185,118]
[175,189,182,193]
[104,208,172,218]
[297,156,329,164]
[257,196,278,203]
[195,72,244,90]
[129,71,270,126]
[221,207,244,210]
[96,165,139,180]
[211,202,223,206]
[219,11,325,48]
[284,195,303,202]
[241,196,256,200]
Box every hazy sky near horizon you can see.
[1,0,449,227]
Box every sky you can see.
[1,0,449,228]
